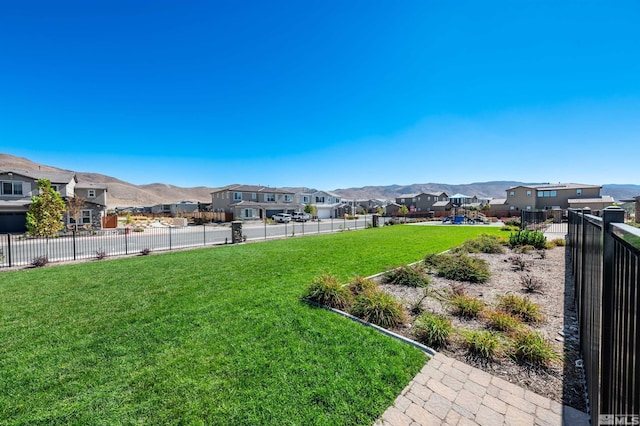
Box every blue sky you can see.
[1,1,639,189]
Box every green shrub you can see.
[383,265,431,288]
[498,294,543,323]
[434,253,491,283]
[351,288,407,328]
[504,218,521,227]
[455,234,505,254]
[513,244,536,253]
[485,310,523,332]
[303,274,353,310]
[509,230,547,250]
[450,293,484,318]
[510,330,560,367]
[549,238,566,247]
[347,276,377,296]
[464,330,501,361]
[31,256,49,268]
[501,225,520,232]
[413,311,453,348]
[423,253,442,270]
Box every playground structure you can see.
[441,206,488,224]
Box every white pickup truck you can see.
[292,212,310,222]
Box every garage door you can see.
[0,212,27,233]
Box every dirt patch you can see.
[374,246,588,412]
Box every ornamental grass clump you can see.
[510,330,561,367]
[485,310,523,333]
[413,311,453,348]
[434,253,491,283]
[303,274,353,310]
[347,276,377,296]
[509,230,547,250]
[455,234,505,254]
[464,330,502,361]
[498,294,543,323]
[351,288,407,328]
[383,265,431,288]
[450,293,484,319]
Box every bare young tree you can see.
[66,193,86,231]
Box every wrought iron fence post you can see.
[600,206,625,415]
[125,229,128,255]
[7,234,12,267]
[73,230,77,261]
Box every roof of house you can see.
[212,184,294,195]
[506,183,602,191]
[490,198,508,205]
[450,193,472,199]
[433,200,452,207]
[568,196,615,204]
[1,169,76,184]
[75,182,108,190]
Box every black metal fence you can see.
[520,210,568,234]
[0,216,377,268]
[567,207,640,421]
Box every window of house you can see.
[284,194,292,202]
[266,193,275,202]
[576,189,582,196]
[526,190,531,197]
[2,181,23,195]
[251,193,257,200]
[88,189,96,198]
[335,198,340,202]
[526,205,532,211]
[315,196,325,203]
[82,210,91,224]
[233,192,242,200]
[51,185,58,192]
[510,206,516,210]
[244,209,253,218]
[400,198,405,203]
[509,191,515,198]
[303,196,310,203]
[412,198,416,202]
[427,196,431,200]
[537,191,558,198]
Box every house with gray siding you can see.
[211,184,296,220]
[0,169,108,233]
[394,192,449,213]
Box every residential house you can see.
[296,190,344,219]
[505,183,604,212]
[394,192,449,213]
[568,196,615,211]
[0,169,108,233]
[151,201,199,215]
[211,184,296,220]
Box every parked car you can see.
[272,213,292,223]
[292,212,310,222]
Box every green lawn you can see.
[0,225,501,425]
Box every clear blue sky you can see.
[1,1,639,189]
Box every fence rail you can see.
[567,207,640,421]
[0,216,377,268]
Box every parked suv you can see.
[291,212,310,222]
[272,213,292,223]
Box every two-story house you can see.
[505,183,609,212]
[211,184,296,220]
[394,192,450,213]
[0,169,108,233]
[296,190,344,219]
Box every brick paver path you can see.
[374,353,589,426]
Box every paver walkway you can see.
[374,353,589,426]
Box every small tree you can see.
[399,204,409,223]
[26,179,66,237]
[304,203,317,218]
[376,206,384,216]
[66,193,86,231]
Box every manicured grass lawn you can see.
[0,225,501,425]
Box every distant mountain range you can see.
[2,153,638,208]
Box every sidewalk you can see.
[374,353,589,426]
